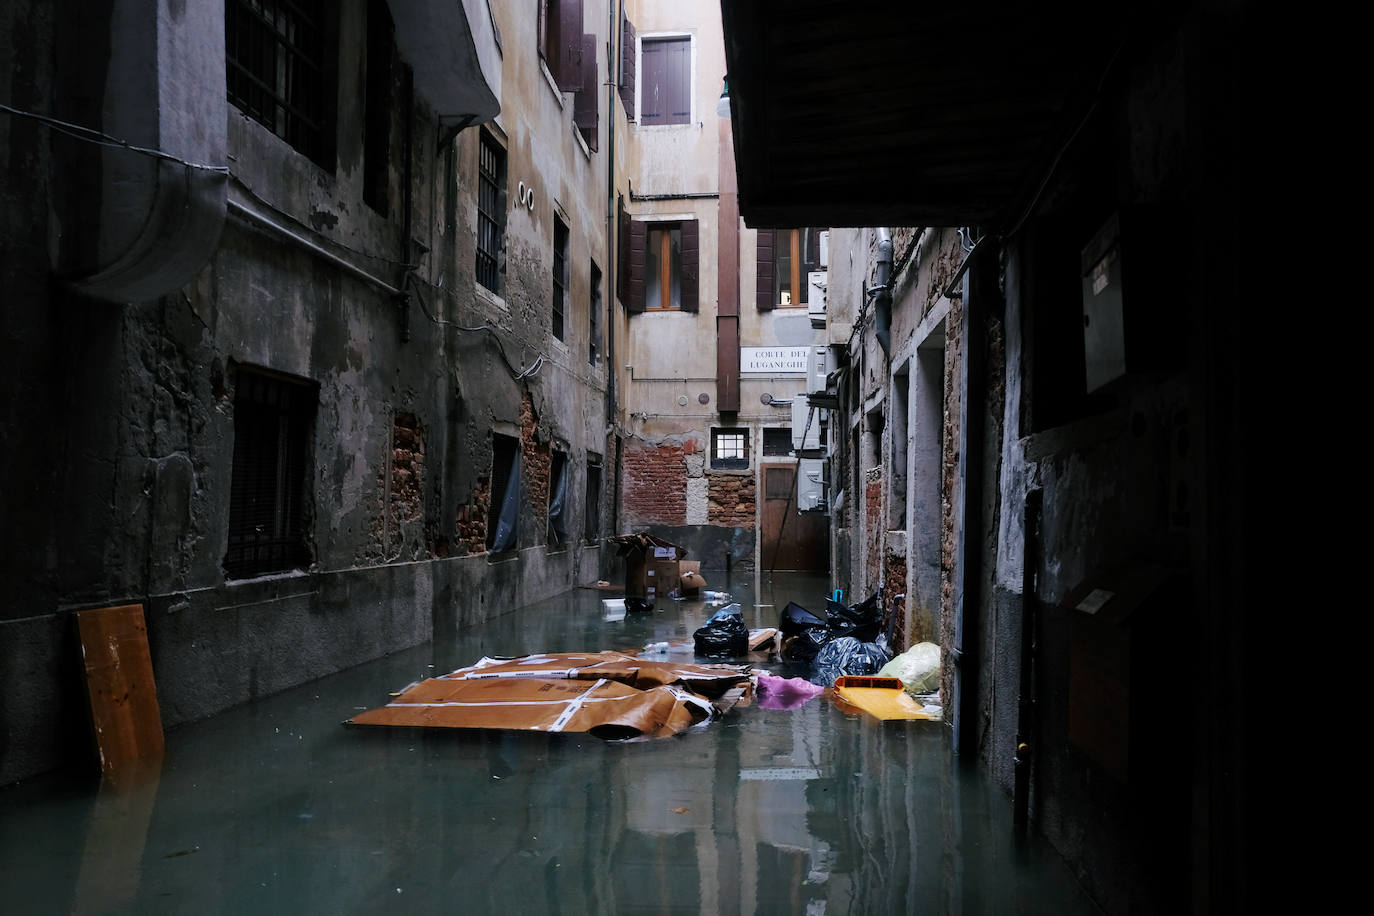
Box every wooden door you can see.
[761,464,829,571]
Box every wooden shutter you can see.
[640,38,664,124]
[666,38,690,123]
[617,195,629,303]
[619,17,636,120]
[756,229,776,310]
[556,0,583,91]
[574,34,598,150]
[627,219,647,313]
[680,220,699,312]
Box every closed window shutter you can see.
[617,195,629,303]
[556,0,584,91]
[574,34,598,150]
[619,18,636,120]
[640,39,663,123]
[627,219,647,313]
[756,229,776,310]
[680,219,699,312]
[667,38,690,122]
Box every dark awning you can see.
[389,0,501,127]
[720,1,1139,228]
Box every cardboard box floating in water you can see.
[346,652,753,740]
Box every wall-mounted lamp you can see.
[716,76,731,119]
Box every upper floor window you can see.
[757,228,826,309]
[640,37,690,126]
[626,219,699,313]
[589,261,603,365]
[226,0,336,168]
[552,216,569,341]
[476,130,507,295]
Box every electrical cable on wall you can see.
[0,102,229,173]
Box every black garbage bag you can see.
[693,604,749,658]
[809,636,892,686]
[825,591,883,643]
[625,596,656,613]
[779,601,831,661]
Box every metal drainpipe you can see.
[399,68,415,343]
[606,0,621,539]
[874,228,893,355]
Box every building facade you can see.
[0,0,619,785]
[612,0,828,577]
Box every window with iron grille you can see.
[226,0,335,168]
[476,130,507,295]
[552,216,568,341]
[711,428,750,469]
[224,367,316,579]
[589,261,602,365]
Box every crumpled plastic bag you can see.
[877,642,941,695]
[825,591,883,643]
[693,603,749,658]
[809,636,892,686]
[779,601,831,661]
[756,673,827,710]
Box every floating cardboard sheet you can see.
[347,652,754,740]
[447,651,751,698]
[348,676,715,739]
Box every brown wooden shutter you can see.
[756,229,776,310]
[667,38,690,123]
[574,35,598,150]
[627,219,647,313]
[619,18,636,120]
[640,38,664,124]
[616,195,628,303]
[680,220,699,312]
[556,0,584,91]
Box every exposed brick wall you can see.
[456,477,491,555]
[885,552,910,649]
[865,468,883,591]
[622,439,688,525]
[390,413,424,525]
[708,473,756,528]
[520,390,551,544]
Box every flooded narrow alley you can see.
[1,574,1096,915]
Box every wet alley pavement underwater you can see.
[0,572,1099,915]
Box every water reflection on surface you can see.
[0,573,1096,915]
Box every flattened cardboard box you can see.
[347,652,753,740]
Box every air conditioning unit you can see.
[791,396,821,452]
[808,271,827,328]
[797,457,826,512]
[818,230,829,268]
[806,345,840,406]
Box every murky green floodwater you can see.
[1,572,1097,915]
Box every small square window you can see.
[763,428,793,457]
[711,428,750,469]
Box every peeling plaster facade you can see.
[0,0,615,785]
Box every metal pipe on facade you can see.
[1014,488,1042,834]
[606,0,622,539]
[874,228,893,355]
[226,199,402,297]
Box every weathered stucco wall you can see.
[0,0,613,786]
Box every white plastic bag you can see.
[878,642,941,695]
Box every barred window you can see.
[225,367,316,579]
[711,428,750,469]
[552,216,568,341]
[477,131,507,295]
[226,0,335,168]
[584,453,603,544]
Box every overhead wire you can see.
[0,102,229,173]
